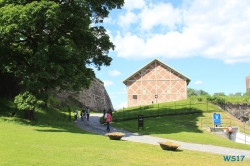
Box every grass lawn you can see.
[1,98,250,165]
[111,112,250,150]
[1,119,250,166]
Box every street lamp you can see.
[155,94,158,104]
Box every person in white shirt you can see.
[86,107,90,121]
[74,108,78,121]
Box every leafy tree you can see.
[196,90,209,96]
[228,92,242,96]
[233,92,242,96]
[187,88,210,97]
[0,0,124,118]
[243,90,250,96]
[14,91,44,120]
[213,92,226,96]
[187,88,197,97]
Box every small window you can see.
[133,95,137,99]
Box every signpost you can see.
[138,115,144,131]
[213,113,221,126]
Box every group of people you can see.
[74,107,90,121]
[74,107,113,132]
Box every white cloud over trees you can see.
[108,0,250,64]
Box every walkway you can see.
[75,113,250,158]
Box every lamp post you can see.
[155,94,158,104]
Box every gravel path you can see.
[75,113,250,158]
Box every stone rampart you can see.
[52,79,113,112]
[221,103,250,123]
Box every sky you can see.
[94,0,250,110]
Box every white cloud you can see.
[103,80,114,87]
[118,11,139,29]
[114,32,147,59]
[194,81,203,85]
[103,17,115,24]
[139,3,182,31]
[112,0,250,64]
[109,70,121,77]
[124,0,146,11]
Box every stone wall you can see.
[52,79,114,112]
[221,103,250,123]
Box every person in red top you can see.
[228,126,233,139]
[106,112,112,132]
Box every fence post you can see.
[68,107,71,122]
[175,102,176,113]
[158,104,159,116]
[207,100,208,112]
[140,105,142,115]
[122,107,124,121]
[244,123,246,144]
[189,101,191,112]
[201,118,202,128]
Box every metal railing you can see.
[113,101,219,122]
[201,118,250,144]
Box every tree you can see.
[243,90,250,96]
[233,92,242,96]
[14,91,44,120]
[187,88,210,97]
[196,90,209,96]
[0,0,124,93]
[187,88,197,97]
[213,92,226,96]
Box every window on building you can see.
[133,95,137,99]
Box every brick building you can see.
[246,75,250,92]
[123,59,191,107]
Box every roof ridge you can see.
[123,59,191,85]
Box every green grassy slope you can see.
[111,99,250,150]
[1,98,250,165]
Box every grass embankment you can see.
[1,98,250,165]
[111,100,250,150]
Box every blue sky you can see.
[94,0,250,110]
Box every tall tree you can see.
[0,0,124,94]
[243,90,250,96]
[213,92,226,96]
[187,88,210,97]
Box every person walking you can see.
[228,126,233,140]
[81,108,85,121]
[74,108,78,121]
[106,112,112,132]
[86,107,90,121]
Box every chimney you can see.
[246,75,250,92]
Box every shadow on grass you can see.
[112,113,207,135]
[0,98,96,135]
[35,129,69,132]
[160,149,183,152]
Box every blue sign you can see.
[213,113,221,125]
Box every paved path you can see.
[75,113,250,158]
